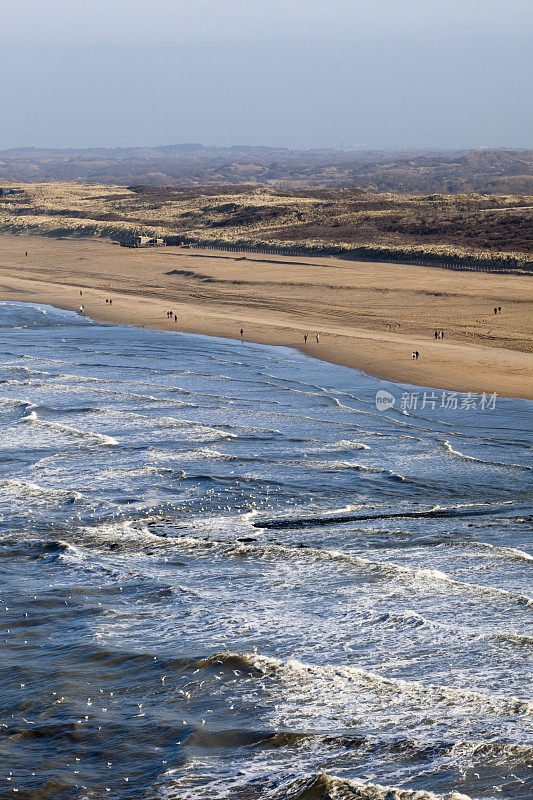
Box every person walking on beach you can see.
[415,351,419,360]
[240,328,244,338]
[494,307,497,315]
[316,334,319,343]
[174,314,177,322]
[25,251,28,257]
[304,334,308,344]
[434,330,438,339]
[412,351,416,359]
[498,306,501,313]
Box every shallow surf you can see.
[0,302,531,799]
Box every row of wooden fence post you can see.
[188,243,528,275]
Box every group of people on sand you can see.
[71,284,502,369]
[239,330,321,345]
[78,289,114,313]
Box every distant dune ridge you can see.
[0,145,532,194]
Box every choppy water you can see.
[0,301,531,800]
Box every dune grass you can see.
[0,181,531,271]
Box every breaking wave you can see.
[1,479,83,502]
[19,409,118,446]
[192,651,533,716]
[261,772,473,800]
[443,440,532,470]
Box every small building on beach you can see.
[120,235,165,248]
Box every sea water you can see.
[0,301,531,800]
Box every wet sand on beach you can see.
[0,233,531,398]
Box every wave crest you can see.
[20,410,118,446]
[264,772,472,800]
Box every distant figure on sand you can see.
[494,307,497,315]
[79,305,84,315]
[304,334,308,344]
[80,290,83,296]
[240,328,243,338]
[316,334,319,343]
[174,314,177,322]
[434,330,438,339]
[25,251,28,257]
[498,306,501,312]
[415,351,419,360]
[412,351,416,359]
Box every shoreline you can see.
[1,233,532,399]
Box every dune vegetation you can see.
[0,181,531,272]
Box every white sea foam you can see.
[467,540,533,562]
[0,396,36,410]
[91,408,236,441]
[0,366,50,377]
[443,440,532,470]
[327,438,370,450]
[1,479,83,502]
[20,409,118,446]
[264,772,473,800]
[198,650,533,717]
[164,769,473,800]
[167,535,533,608]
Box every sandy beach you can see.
[0,233,532,399]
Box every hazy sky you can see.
[1,0,532,150]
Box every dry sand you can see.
[1,233,532,399]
